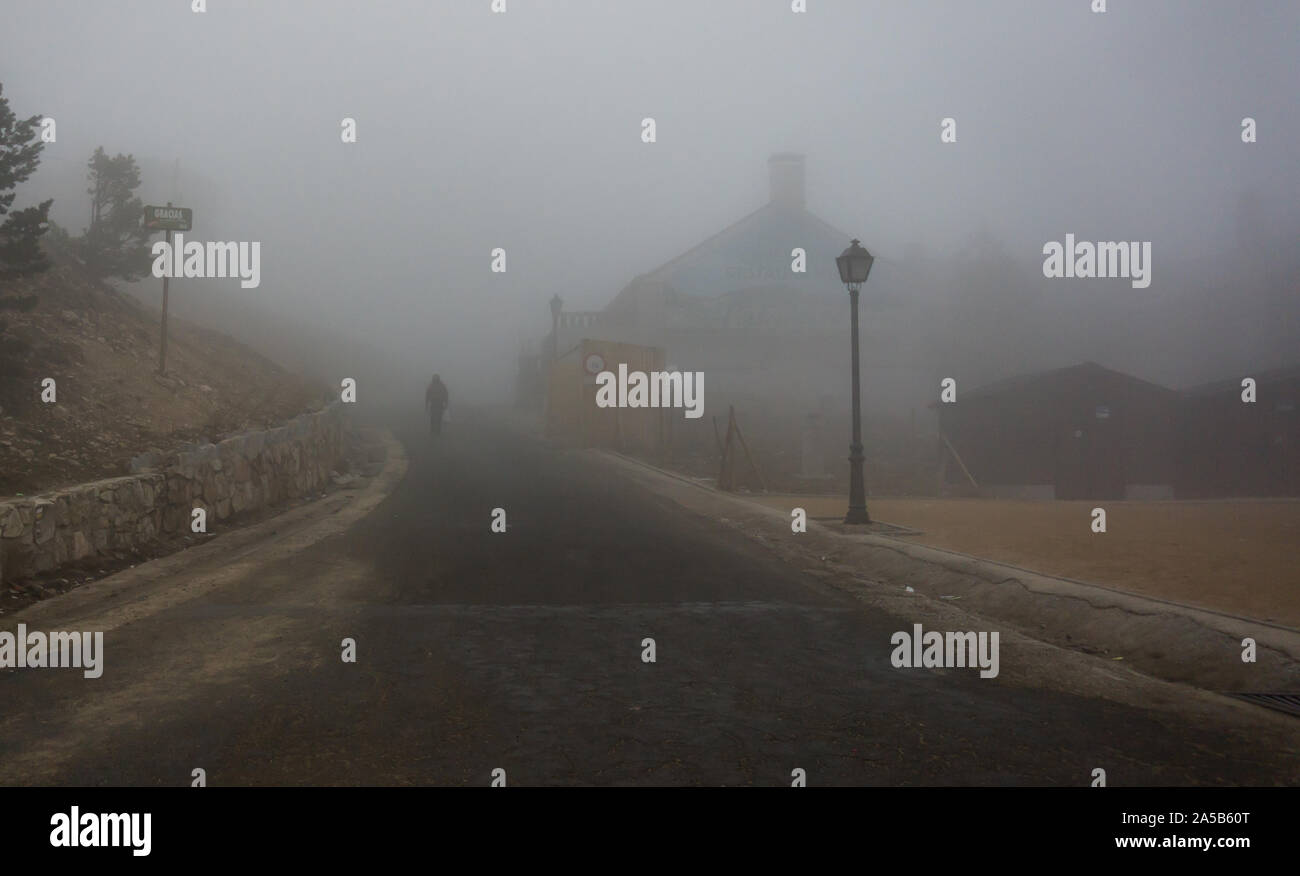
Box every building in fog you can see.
[1175,364,1300,497]
[550,153,915,407]
[936,362,1180,500]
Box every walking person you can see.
[425,373,449,435]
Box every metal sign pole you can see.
[159,201,172,375]
[143,202,192,377]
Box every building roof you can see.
[1181,362,1300,398]
[935,361,1178,408]
[608,200,909,311]
[645,201,846,295]
[605,155,908,314]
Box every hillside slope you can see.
[0,236,329,497]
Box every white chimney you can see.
[768,152,805,210]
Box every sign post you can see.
[144,203,193,375]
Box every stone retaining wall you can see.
[0,404,345,583]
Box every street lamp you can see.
[836,239,875,524]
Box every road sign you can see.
[146,203,192,375]
[144,205,192,231]
[584,353,606,375]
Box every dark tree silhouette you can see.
[79,146,151,281]
[0,82,53,386]
[0,81,52,290]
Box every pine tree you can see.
[79,146,151,281]
[0,81,52,391]
[0,81,52,291]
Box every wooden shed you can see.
[937,362,1179,500]
[1175,364,1300,497]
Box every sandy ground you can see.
[751,495,1300,627]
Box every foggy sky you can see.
[3,0,1297,402]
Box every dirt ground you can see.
[753,494,1300,628]
[0,240,327,498]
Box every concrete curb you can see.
[597,449,1300,694]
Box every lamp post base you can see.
[844,443,870,524]
[843,507,871,525]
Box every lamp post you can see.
[836,239,874,524]
[545,294,563,425]
[549,294,563,364]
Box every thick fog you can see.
[4,0,1297,405]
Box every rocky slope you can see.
[0,236,328,497]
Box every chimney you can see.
[768,152,805,210]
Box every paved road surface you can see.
[1,409,1295,786]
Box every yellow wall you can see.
[547,339,668,455]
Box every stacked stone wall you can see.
[0,404,344,582]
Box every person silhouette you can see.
[425,374,449,435]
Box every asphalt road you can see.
[1,408,1295,786]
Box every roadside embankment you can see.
[0,404,348,586]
